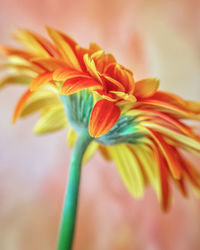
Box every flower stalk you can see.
[57,131,92,250]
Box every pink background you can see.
[0,0,200,249]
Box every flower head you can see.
[1,27,200,210]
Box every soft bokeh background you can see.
[0,0,200,249]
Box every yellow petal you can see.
[107,145,145,198]
[82,141,98,164]
[21,90,61,117]
[14,29,54,57]
[34,106,67,134]
[134,78,159,98]
[132,144,159,192]
[66,128,97,163]
[0,75,31,88]
[67,128,77,147]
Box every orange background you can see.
[0,0,200,249]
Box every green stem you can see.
[57,131,92,250]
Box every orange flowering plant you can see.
[1,27,200,250]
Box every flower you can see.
[1,27,200,210]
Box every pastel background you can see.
[0,0,200,249]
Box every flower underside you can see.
[1,27,200,210]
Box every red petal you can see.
[12,89,32,124]
[89,99,120,137]
[61,77,101,95]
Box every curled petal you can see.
[134,78,159,98]
[94,89,116,102]
[102,75,126,92]
[83,54,102,83]
[104,63,135,94]
[89,99,120,137]
[91,50,116,73]
[110,91,137,102]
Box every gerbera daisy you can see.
[1,27,200,250]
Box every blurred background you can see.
[0,0,200,249]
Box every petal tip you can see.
[89,99,120,138]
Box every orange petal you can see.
[46,27,81,71]
[0,45,33,60]
[134,78,159,98]
[154,146,171,211]
[12,89,32,124]
[89,42,102,52]
[30,72,53,91]
[151,91,200,114]
[181,155,200,189]
[136,99,195,120]
[61,77,101,95]
[104,63,135,94]
[174,177,188,197]
[31,58,68,71]
[89,99,120,137]
[140,109,194,137]
[53,68,90,81]
[0,46,47,73]
[91,50,116,73]
[98,145,112,161]
[149,130,182,179]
